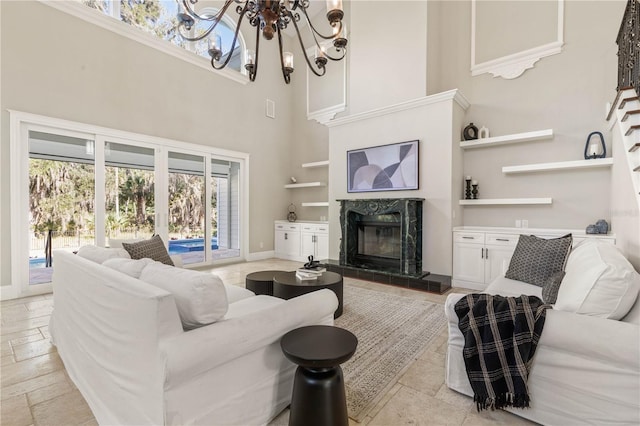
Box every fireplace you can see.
[339,198,423,276]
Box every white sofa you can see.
[49,249,338,425]
[445,240,640,425]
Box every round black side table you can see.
[273,271,343,318]
[281,325,358,426]
[245,270,284,296]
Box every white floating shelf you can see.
[301,160,329,168]
[502,158,614,174]
[301,202,329,207]
[459,198,553,206]
[284,182,327,189]
[460,129,553,149]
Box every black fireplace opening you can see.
[354,214,402,271]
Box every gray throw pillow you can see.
[505,234,572,287]
[121,235,174,266]
[542,270,566,304]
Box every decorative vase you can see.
[463,123,478,141]
[471,184,479,199]
[479,126,490,139]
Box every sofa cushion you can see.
[554,240,640,320]
[505,234,572,287]
[77,245,130,264]
[139,262,228,329]
[122,235,174,266]
[102,257,155,279]
[485,276,542,298]
[225,284,255,304]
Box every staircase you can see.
[607,86,640,209]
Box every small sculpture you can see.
[586,219,609,234]
[471,181,479,199]
[584,132,606,159]
[463,123,478,141]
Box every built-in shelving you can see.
[459,198,553,206]
[502,158,613,174]
[284,182,326,189]
[301,160,329,168]
[460,129,553,149]
[301,202,329,207]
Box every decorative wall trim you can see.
[246,250,276,261]
[326,89,470,128]
[306,41,347,124]
[39,0,249,85]
[471,0,564,79]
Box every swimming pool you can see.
[168,238,218,254]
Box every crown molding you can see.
[326,89,469,128]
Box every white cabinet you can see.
[301,223,329,260]
[275,221,328,262]
[452,227,616,291]
[275,222,301,261]
[453,231,518,291]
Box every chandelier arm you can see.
[210,5,250,71]
[276,26,292,84]
[299,6,343,41]
[247,24,260,81]
[181,0,233,22]
[290,16,326,78]
[176,0,237,41]
[324,47,347,62]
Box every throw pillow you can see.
[554,240,640,320]
[122,235,174,266]
[139,262,228,329]
[102,257,155,279]
[542,271,565,304]
[505,234,572,287]
[76,245,130,264]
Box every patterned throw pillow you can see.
[542,270,566,304]
[121,235,174,266]
[505,234,572,287]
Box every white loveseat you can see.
[49,249,338,425]
[445,240,640,425]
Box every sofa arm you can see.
[539,309,640,368]
[159,289,339,387]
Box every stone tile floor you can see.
[1,258,536,425]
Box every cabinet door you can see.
[274,230,287,257]
[453,242,485,285]
[484,245,516,283]
[301,232,316,259]
[275,230,300,258]
[316,233,329,260]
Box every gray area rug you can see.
[335,284,447,422]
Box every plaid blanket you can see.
[454,294,551,411]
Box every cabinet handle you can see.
[481,248,484,259]
[462,236,475,240]
[285,233,288,240]
[485,248,489,259]
[496,238,510,242]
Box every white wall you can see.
[0,1,295,287]
[429,0,627,230]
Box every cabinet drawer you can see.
[485,233,519,246]
[275,223,301,231]
[301,224,329,233]
[453,232,484,244]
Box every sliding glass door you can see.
[12,112,247,297]
[28,130,96,285]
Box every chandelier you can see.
[176,0,348,84]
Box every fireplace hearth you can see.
[338,198,424,276]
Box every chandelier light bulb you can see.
[246,49,256,65]
[283,52,294,70]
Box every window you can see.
[81,1,245,74]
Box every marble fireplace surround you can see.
[338,198,424,276]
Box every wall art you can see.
[347,140,419,193]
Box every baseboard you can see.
[0,285,18,301]
[246,250,275,262]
